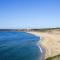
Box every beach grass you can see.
[46,54,60,60]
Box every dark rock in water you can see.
[0,32,43,60]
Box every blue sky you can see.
[0,0,60,29]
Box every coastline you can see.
[28,30,60,59]
[27,32,46,60]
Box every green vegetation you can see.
[46,54,60,60]
[30,28,60,32]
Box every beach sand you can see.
[28,30,60,59]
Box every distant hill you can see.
[0,27,60,32]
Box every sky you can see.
[0,0,60,29]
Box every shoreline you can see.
[28,31,60,59]
[27,32,46,60]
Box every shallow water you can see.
[0,32,42,60]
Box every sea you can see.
[0,32,43,60]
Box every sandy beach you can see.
[28,30,60,59]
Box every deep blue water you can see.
[0,32,42,60]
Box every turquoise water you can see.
[0,32,42,60]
